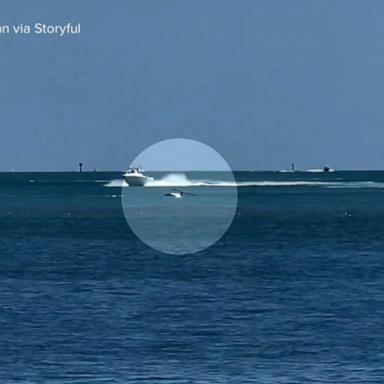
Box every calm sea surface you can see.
[1,171,384,383]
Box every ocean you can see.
[1,170,384,383]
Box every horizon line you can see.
[2,168,384,173]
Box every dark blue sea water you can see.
[1,171,384,383]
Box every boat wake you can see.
[104,173,384,189]
[146,173,221,187]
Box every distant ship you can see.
[278,165,335,173]
[123,168,153,186]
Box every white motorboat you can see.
[123,168,153,186]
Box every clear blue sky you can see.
[1,0,383,171]
[131,138,233,171]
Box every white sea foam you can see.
[105,173,321,188]
[325,181,384,188]
[104,179,128,187]
[145,173,203,187]
[104,173,384,189]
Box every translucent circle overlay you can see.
[121,138,238,254]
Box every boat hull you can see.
[123,175,152,186]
